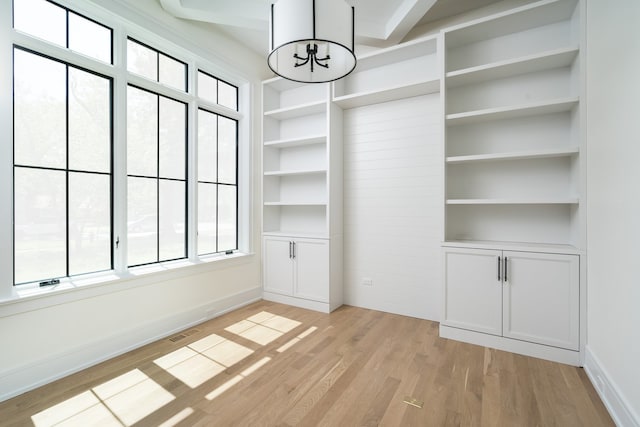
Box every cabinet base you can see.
[263,291,339,313]
[439,325,581,366]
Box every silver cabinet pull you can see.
[498,256,501,281]
[292,242,296,259]
[504,257,508,283]
[289,241,292,259]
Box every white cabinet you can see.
[440,0,585,366]
[443,248,503,336]
[263,236,329,303]
[263,236,338,312]
[442,247,580,359]
[262,77,343,313]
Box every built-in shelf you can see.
[262,230,329,239]
[446,147,579,164]
[446,47,579,87]
[333,79,440,109]
[442,239,581,255]
[354,36,437,71]
[445,0,579,49]
[446,198,579,205]
[446,97,579,126]
[264,135,326,148]
[264,202,327,206]
[263,101,326,120]
[264,169,327,177]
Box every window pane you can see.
[69,68,111,173]
[69,12,112,63]
[197,183,216,255]
[127,86,158,177]
[197,71,217,104]
[218,80,238,111]
[159,54,186,91]
[159,180,186,261]
[69,172,111,275]
[14,49,66,169]
[197,110,217,182]
[127,40,157,81]
[218,117,237,184]
[13,0,66,47]
[14,168,66,284]
[218,185,237,251]
[128,177,157,266]
[159,97,186,180]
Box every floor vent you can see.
[168,329,200,343]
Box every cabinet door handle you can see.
[498,256,501,281]
[292,242,296,259]
[289,241,292,259]
[504,256,508,283]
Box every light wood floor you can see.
[1,301,613,426]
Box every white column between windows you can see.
[0,0,14,299]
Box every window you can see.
[127,38,187,92]
[198,70,238,111]
[197,110,238,255]
[7,0,244,288]
[13,0,112,63]
[13,48,112,284]
[127,86,187,266]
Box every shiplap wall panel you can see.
[343,94,442,320]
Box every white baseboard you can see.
[263,291,331,313]
[439,325,582,366]
[584,346,640,427]
[0,286,262,403]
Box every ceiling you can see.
[159,0,504,56]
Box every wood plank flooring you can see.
[0,301,613,426]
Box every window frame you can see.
[196,107,239,256]
[126,84,189,267]
[1,0,252,304]
[12,45,115,286]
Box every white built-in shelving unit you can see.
[262,77,343,312]
[332,36,439,109]
[440,0,586,365]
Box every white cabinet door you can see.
[502,251,579,350]
[263,237,294,296]
[443,248,503,336]
[294,238,329,302]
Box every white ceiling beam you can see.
[159,0,269,30]
[384,0,438,44]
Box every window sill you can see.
[0,252,255,318]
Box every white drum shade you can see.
[268,0,356,83]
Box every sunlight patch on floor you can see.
[277,326,319,353]
[154,333,255,388]
[205,357,272,401]
[225,311,302,345]
[158,407,195,427]
[32,369,175,427]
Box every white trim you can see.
[0,253,255,317]
[439,325,581,366]
[0,286,262,403]
[584,346,640,427]
[263,291,330,313]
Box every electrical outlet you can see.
[362,277,373,287]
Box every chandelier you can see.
[268,0,357,83]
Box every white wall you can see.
[343,95,442,320]
[585,0,640,425]
[0,0,267,402]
